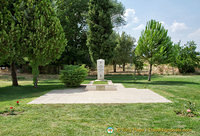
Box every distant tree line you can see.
[102,20,200,81]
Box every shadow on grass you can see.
[106,75,151,81]
[105,75,200,86]
[0,84,66,102]
[39,81,61,84]
[122,81,200,86]
[106,75,161,84]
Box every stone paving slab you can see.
[28,84,171,104]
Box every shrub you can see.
[59,65,88,87]
[174,101,200,117]
[175,41,200,73]
[178,66,195,73]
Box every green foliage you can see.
[0,0,28,86]
[132,50,144,72]
[56,0,91,66]
[55,0,125,67]
[175,41,200,73]
[107,31,120,72]
[109,31,135,72]
[175,101,200,117]
[185,101,198,114]
[136,20,172,65]
[169,41,181,68]
[108,31,120,64]
[59,65,88,87]
[109,0,126,27]
[87,0,113,65]
[93,81,108,84]
[136,20,172,81]
[31,64,39,87]
[116,32,136,65]
[0,0,26,65]
[23,0,67,87]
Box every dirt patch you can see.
[0,112,24,117]
[174,110,199,117]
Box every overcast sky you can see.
[116,0,200,51]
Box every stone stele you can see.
[97,59,105,81]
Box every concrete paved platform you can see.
[28,84,171,104]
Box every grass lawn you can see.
[0,75,200,136]
[93,81,108,84]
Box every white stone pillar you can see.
[97,59,105,80]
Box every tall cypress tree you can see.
[87,0,113,65]
[25,0,66,87]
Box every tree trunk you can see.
[57,65,60,74]
[123,63,125,72]
[11,62,18,86]
[32,64,39,88]
[134,67,137,75]
[172,67,174,75]
[113,62,116,72]
[148,64,152,81]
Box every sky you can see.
[116,0,200,51]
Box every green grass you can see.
[0,75,200,136]
[93,81,108,84]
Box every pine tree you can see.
[87,0,113,65]
[25,0,67,87]
[136,20,172,81]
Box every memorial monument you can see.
[85,59,117,91]
[97,59,105,81]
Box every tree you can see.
[116,32,136,72]
[107,32,120,72]
[110,0,126,27]
[55,0,125,67]
[0,0,26,86]
[176,41,200,73]
[169,41,181,75]
[24,0,67,87]
[56,0,91,66]
[132,50,144,75]
[136,20,172,81]
[87,0,113,65]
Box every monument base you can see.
[94,79,107,81]
[85,80,117,91]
